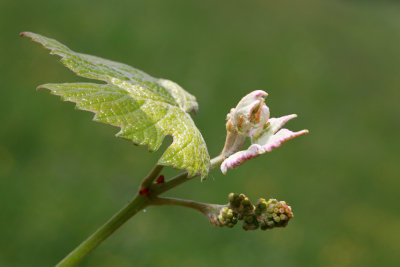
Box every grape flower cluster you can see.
[216,193,294,230]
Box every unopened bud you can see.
[217,207,238,227]
[242,214,259,230]
[255,198,268,215]
[226,90,270,136]
[220,91,270,159]
[228,193,242,208]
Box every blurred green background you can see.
[1,0,399,266]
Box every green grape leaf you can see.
[22,32,210,177]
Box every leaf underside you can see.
[22,32,210,177]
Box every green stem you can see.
[140,164,163,189]
[150,197,225,225]
[56,155,225,266]
[151,196,222,214]
[56,194,148,267]
[153,154,225,195]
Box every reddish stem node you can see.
[139,187,151,195]
[155,175,165,184]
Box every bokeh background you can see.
[1,0,399,266]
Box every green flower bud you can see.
[242,214,259,231]
[255,198,268,215]
[217,206,238,228]
[241,198,255,215]
[228,192,236,203]
[280,214,288,221]
[273,215,281,223]
[267,205,275,214]
[259,221,267,230]
[228,193,242,209]
[242,199,252,209]
[227,223,235,228]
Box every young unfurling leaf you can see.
[22,32,210,177]
[220,91,308,174]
